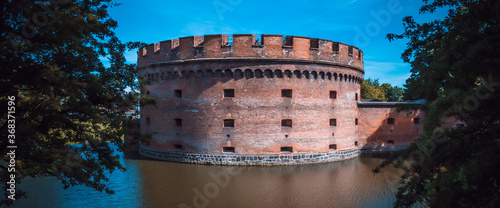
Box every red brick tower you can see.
[138,34,364,165]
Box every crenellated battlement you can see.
[137,34,363,70]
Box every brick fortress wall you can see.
[137,34,422,165]
[357,101,425,155]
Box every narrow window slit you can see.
[281,119,292,127]
[223,147,235,153]
[224,119,235,127]
[282,89,292,98]
[281,146,293,153]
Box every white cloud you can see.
[363,60,411,87]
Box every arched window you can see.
[244,69,254,78]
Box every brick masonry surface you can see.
[137,34,424,165]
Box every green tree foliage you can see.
[374,0,500,207]
[383,84,404,102]
[361,78,404,101]
[402,74,425,100]
[0,0,150,206]
[361,78,387,101]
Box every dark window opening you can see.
[244,69,254,78]
[310,38,319,49]
[332,42,339,52]
[215,70,223,78]
[319,72,325,80]
[311,71,318,79]
[224,119,235,128]
[264,69,274,78]
[387,140,395,145]
[146,117,150,125]
[275,70,284,78]
[281,119,292,127]
[146,91,150,95]
[235,70,243,78]
[303,71,310,79]
[174,144,182,150]
[294,70,302,78]
[354,141,358,146]
[282,89,292,98]
[174,118,182,127]
[355,93,358,101]
[225,69,233,78]
[223,147,235,153]
[174,90,182,98]
[330,91,337,99]
[255,70,264,78]
[414,118,421,124]
[281,146,293,153]
[224,89,235,98]
[348,46,353,56]
[330,119,337,126]
[388,118,395,124]
[355,118,358,125]
[329,144,337,150]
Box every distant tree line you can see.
[360,78,405,101]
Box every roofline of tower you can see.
[138,57,364,73]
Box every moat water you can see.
[15,151,405,208]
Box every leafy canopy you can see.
[374,0,500,207]
[0,0,149,206]
[361,78,404,101]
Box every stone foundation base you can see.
[139,146,360,165]
[139,145,411,165]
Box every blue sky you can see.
[109,0,448,87]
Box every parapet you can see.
[137,34,363,71]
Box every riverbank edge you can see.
[138,145,409,165]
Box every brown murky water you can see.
[15,151,404,208]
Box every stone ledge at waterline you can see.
[139,146,412,165]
